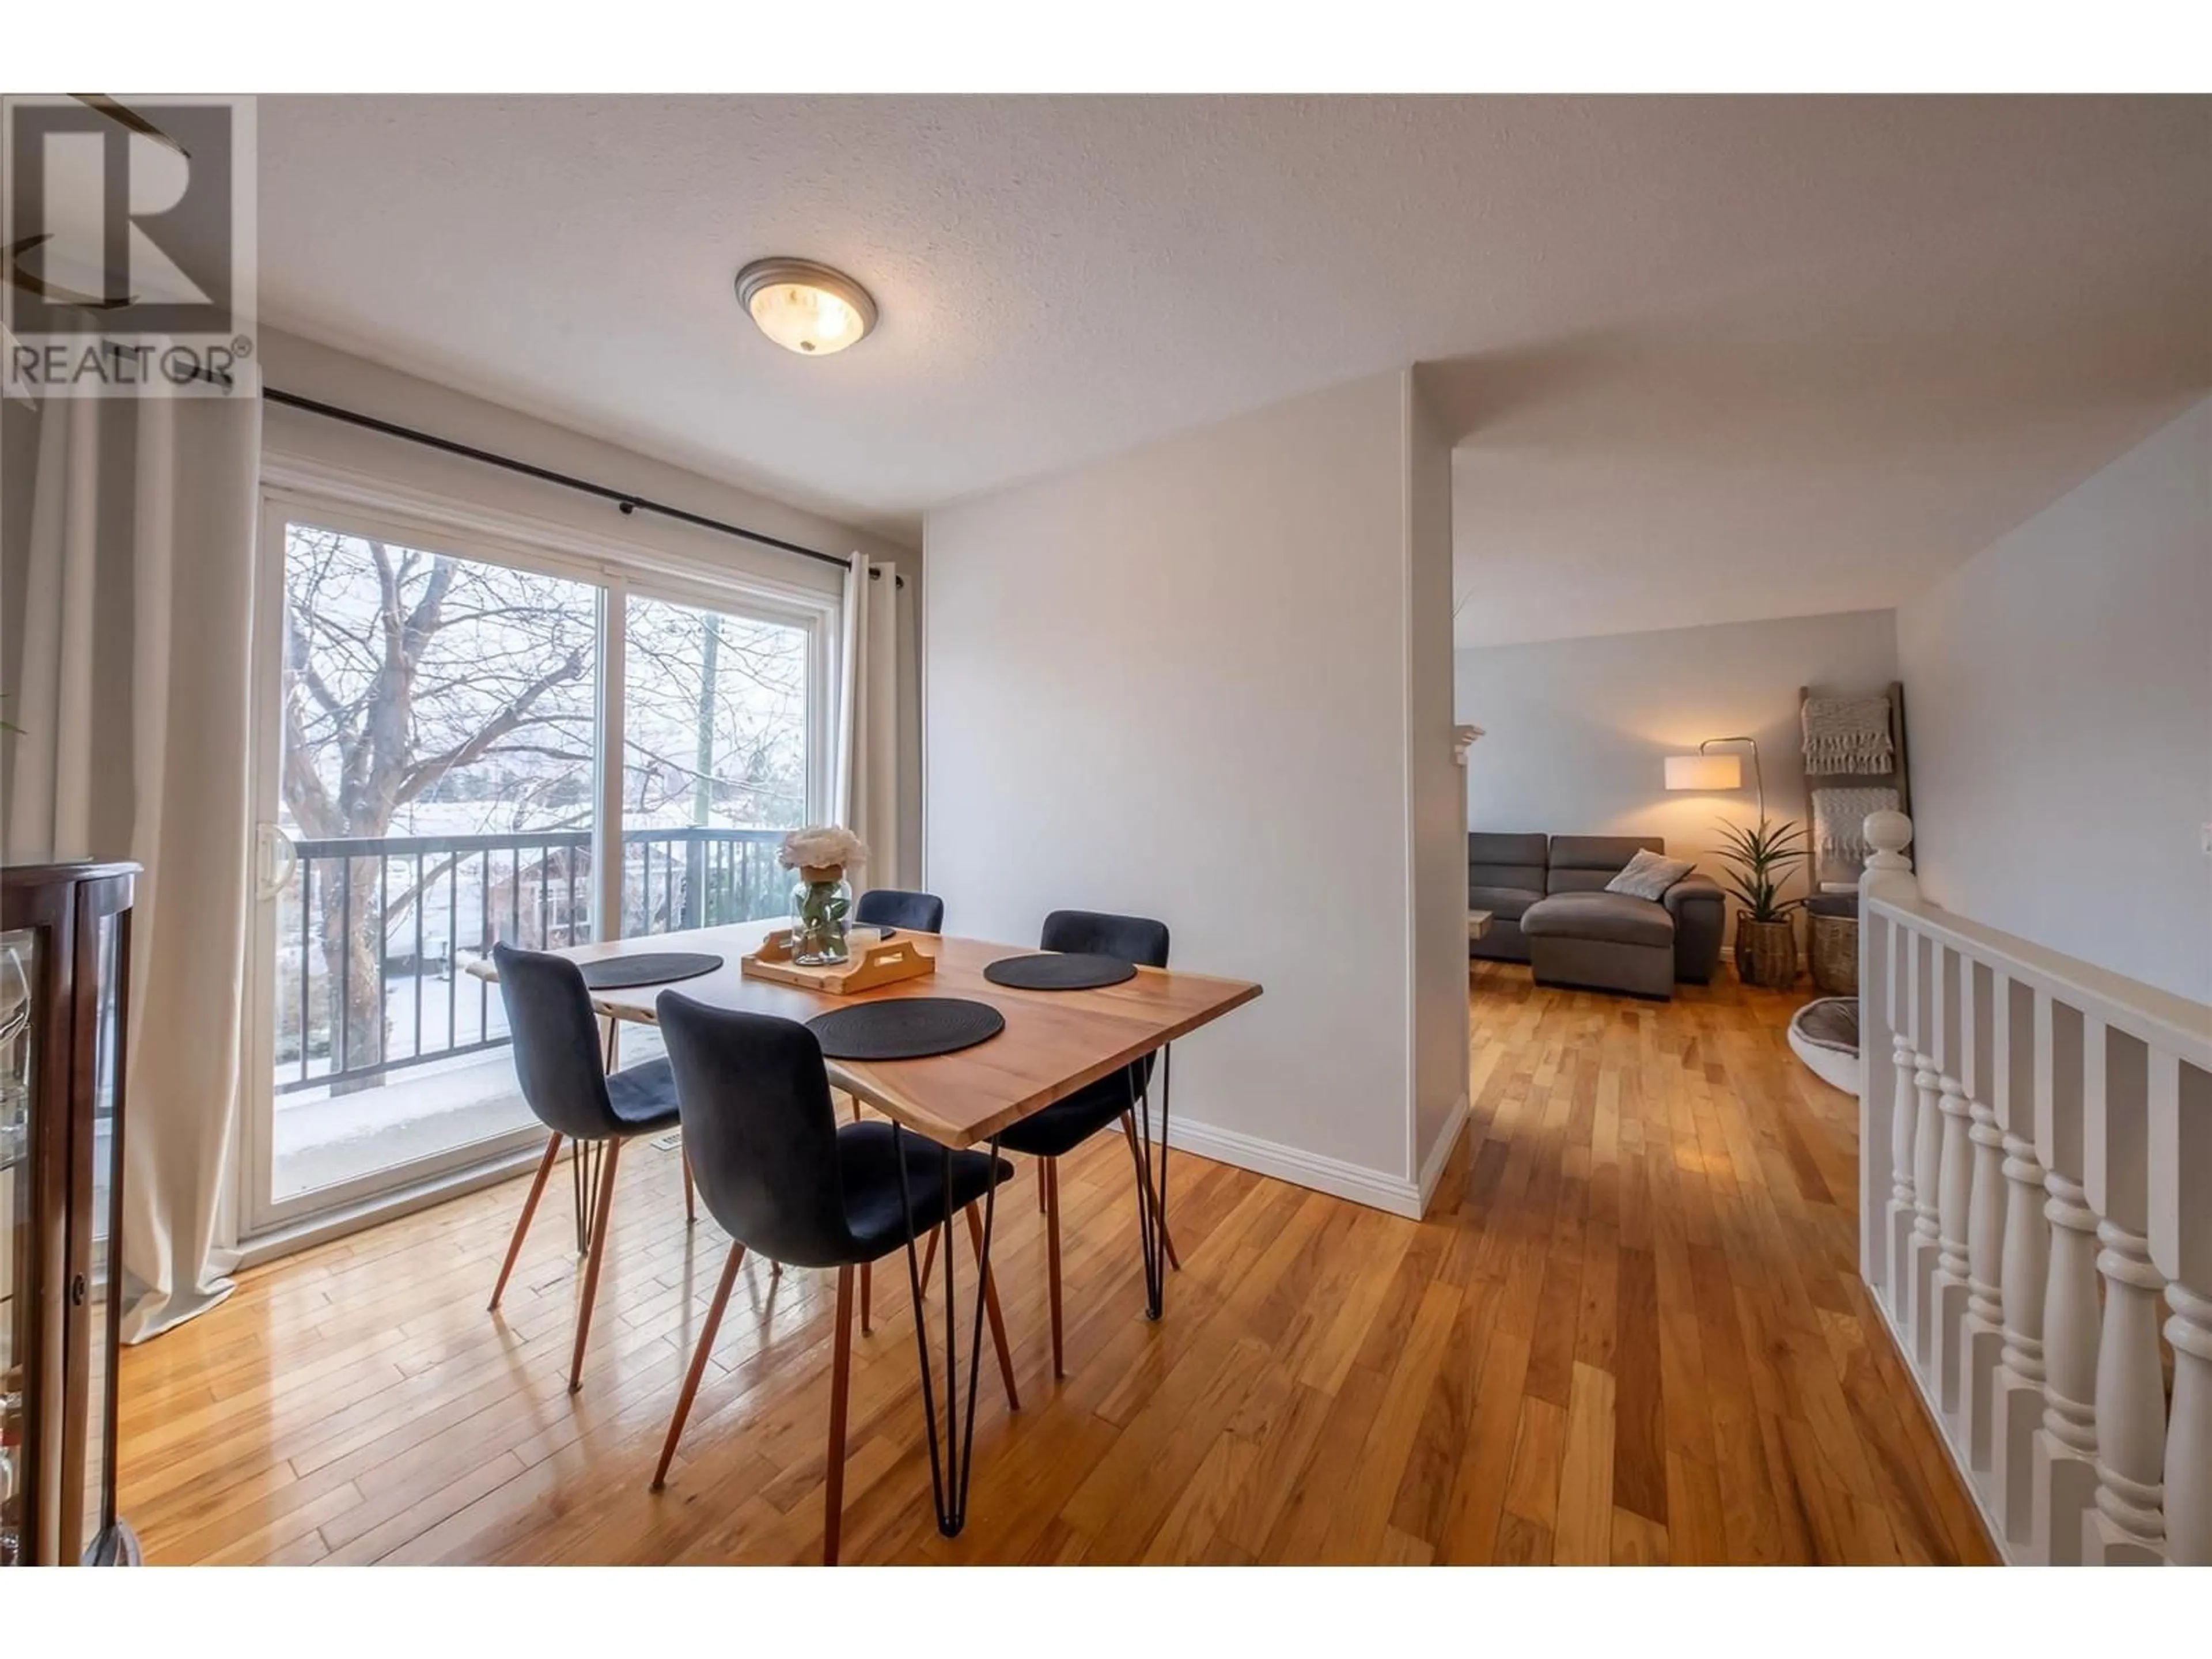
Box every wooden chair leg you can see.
[567,1137,624,1392]
[680,1142,697,1225]
[823,1263,855,1566]
[650,1240,746,1488]
[850,1099,871,1333]
[1119,1113,1183,1270]
[919,1221,940,1287]
[1044,1157,1065,1378]
[964,1205,1021,1411]
[1037,1156,1047,1213]
[490,1132,562,1310]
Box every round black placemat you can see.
[983,952,1138,991]
[807,997,1005,1060]
[579,952,723,990]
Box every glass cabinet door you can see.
[0,865,137,1566]
[1,927,36,1567]
[78,903,122,1563]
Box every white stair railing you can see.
[1857,811,2212,1565]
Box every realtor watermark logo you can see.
[2,94,257,397]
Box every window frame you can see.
[241,462,840,1250]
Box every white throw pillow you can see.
[1605,848,1696,901]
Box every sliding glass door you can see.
[244,498,825,1238]
[618,591,811,940]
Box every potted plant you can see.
[1714,817,1808,988]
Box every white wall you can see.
[1455,608,1900,912]
[924,370,1461,1213]
[1407,370,1469,1195]
[1898,397,2212,1003]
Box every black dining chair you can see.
[993,910,1179,1378]
[486,942,697,1392]
[649,992,1020,1565]
[853,888,945,933]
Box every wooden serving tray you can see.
[740,928,938,995]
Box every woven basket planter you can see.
[1809,910,1859,997]
[1734,916,1799,988]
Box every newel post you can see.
[1859,808,1918,910]
[1860,811,1918,1308]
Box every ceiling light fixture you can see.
[735,257,877,357]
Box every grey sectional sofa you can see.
[1468,832,1724,999]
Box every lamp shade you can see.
[1665,753,1741,791]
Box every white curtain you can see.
[1,389,261,1342]
[834,554,915,889]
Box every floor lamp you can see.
[1664,736,1765,824]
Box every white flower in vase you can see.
[778,825,869,879]
[779,826,868,965]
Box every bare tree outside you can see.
[277,525,808,1093]
[620,593,807,832]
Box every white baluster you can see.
[1956,960,2008,1473]
[1965,1104,2007,1446]
[2146,1050,2210,1566]
[2029,993,2099,1564]
[2080,1024,2167,1565]
[2165,1284,2212,1566]
[1986,970,2048,1549]
[1931,948,1974,1412]
[1936,1071,1974,1412]
[2086,1218,2168,1562]
[1993,1127,2050,1546]
[2035,1172,2103,1563]
[1888,1029,1919,1315]
[1912,1047,1945,1362]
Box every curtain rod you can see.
[261,387,902,585]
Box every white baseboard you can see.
[1416,1092,1471,1212]
[1163,1116,1426,1219]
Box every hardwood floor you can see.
[118,963,1996,1565]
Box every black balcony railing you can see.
[276,826,786,1095]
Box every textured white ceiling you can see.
[257,96,2210,643]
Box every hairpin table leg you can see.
[892,1122,1004,1537]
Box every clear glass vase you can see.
[789,865,854,965]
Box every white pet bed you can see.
[1788,997,1861,1094]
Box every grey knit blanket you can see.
[1813,786,1899,858]
[1802,695,1895,775]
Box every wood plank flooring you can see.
[117,963,1997,1564]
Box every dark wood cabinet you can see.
[2,861,139,1566]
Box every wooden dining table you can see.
[468,916,1261,1538]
